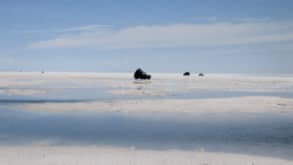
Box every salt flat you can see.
[0,146,292,165]
[18,96,293,114]
[0,72,293,165]
[1,72,292,114]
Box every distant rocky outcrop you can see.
[183,72,190,76]
[134,68,151,80]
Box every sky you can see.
[1,0,293,73]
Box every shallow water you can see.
[0,107,293,160]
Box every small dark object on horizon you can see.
[134,68,151,80]
[183,72,190,76]
[198,73,204,77]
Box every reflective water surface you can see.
[0,106,293,160]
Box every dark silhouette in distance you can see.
[198,73,204,77]
[134,68,151,80]
[183,72,190,76]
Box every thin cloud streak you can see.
[29,21,293,49]
[18,24,111,34]
[56,24,111,33]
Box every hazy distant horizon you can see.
[1,71,293,77]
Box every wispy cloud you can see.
[55,24,111,33]
[29,20,293,49]
[19,24,110,34]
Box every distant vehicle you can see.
[183,72,190,76]
[198,73,204,77]
[134,68,151,80]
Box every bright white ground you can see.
[0,146,292,165]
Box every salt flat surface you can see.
[1,72,293,95]
[0,146,292,165]
[0,72,293,164]
[17,96,293,113]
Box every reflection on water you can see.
[0,108,293,159]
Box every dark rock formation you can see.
[134,68,151,80]
[198,73,204,77]
[183,72,190,76]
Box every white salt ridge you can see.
[20,96,293,114]
[0,146,292,165]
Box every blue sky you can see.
[1,0,293,73]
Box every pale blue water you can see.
[0,108,293,159]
